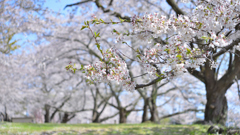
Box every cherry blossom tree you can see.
[66,0,240,125]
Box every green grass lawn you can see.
[0,122,211,135]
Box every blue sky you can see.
[44,0,75,13]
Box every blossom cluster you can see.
[130,0,240,79]
[83,48,136,91]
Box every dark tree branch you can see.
[108,0,114,6]
[94,0,131,20]
[218,50,240,92]
[97,95,111,108]
[227,52,233,73]
[136,76,165,89]
[159,108,204,120]
[131,109,143,112]
[157,81,169,89]
[166,0,185,16]
[158,95,175,108]
[157,87,177,96]
[50,96,71,120]
[234,76,240,100]
[98,99,110,116]
[99,112,119,123]
[107,102,119,109]
[188,68,205,83]
[213,38,240,59]
[68,114,76,121]
[65,0,131,20]
[64,0,92,9]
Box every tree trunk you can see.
[119,108,127,123]
[142,98,149,123]
[44,104,50,123]
[60,113,75,123]
[91,87,100,123]
[150,97,158,122]
[203,60,234,125]
[92,111,100,123]
[205,85,229,125]
[61,113,69,123]
[2,105,11,122]
[189,44,240,125]
[3,113,10,122]
[150,84,159,123]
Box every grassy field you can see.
[0,122,211,135]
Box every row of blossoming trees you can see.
[0,0,240,126]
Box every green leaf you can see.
[80,65,84,70]
[186,48,191,54]
[92,20,96,24]
[96,43,100,49]
[95,43,103,54]
[113,29,120,35]
[176,54,182,59]
[164,48,169,53]
[136,48,140,53]
[96,32,100,37]
[201,36,208,39]
[119,17,124,23]
[113,29,117,32]
[100,19,105,23]
[155,73,164,82]
[81,26,88,30]
[94,32,100,38]
[73,68,76,73]
[198,22,202,29]
[155,73,160,77]
[136,55,141,60]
